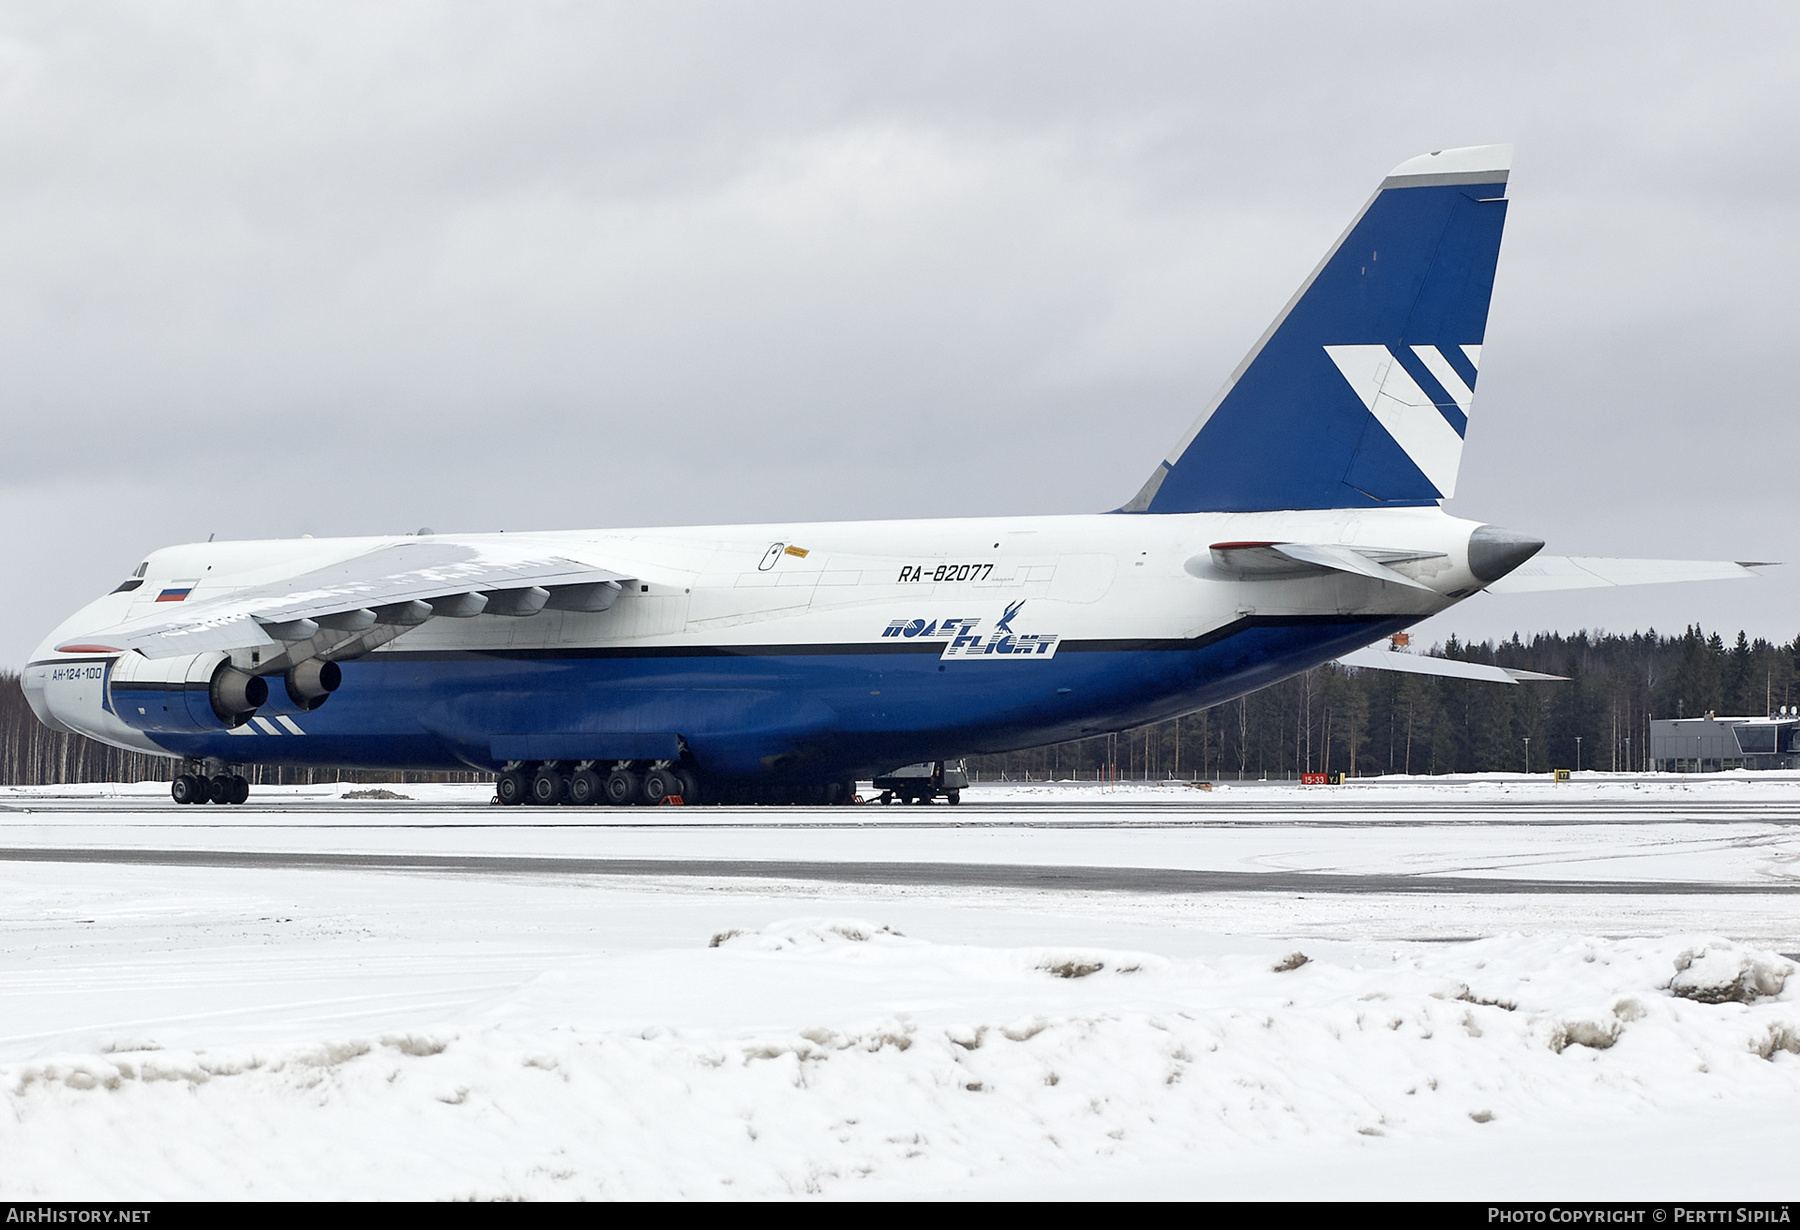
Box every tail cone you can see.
[1468,525,1545,583]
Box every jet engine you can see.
[256,658,342,715]
[108,651,269,733]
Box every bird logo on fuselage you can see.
[880,600,1059,660]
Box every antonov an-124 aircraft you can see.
[24,144,1765,806]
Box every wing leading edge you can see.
[69,539,635,659]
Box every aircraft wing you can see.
[71,539,635,659]
[1485,556,1771,593]
[1335,646,1566,684]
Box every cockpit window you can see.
[111,578,144,594]
[134,562,148,578]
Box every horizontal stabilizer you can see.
[1205,541,1438,590]
[1268,542,1436,590]
[1484,556,1770,594]
[1336,646,1566,684]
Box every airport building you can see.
[1650,712,1800,772]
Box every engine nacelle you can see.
[256,658,342,716]
[109,651,269,733]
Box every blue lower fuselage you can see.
[146,616,1408,781]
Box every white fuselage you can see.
[28,504,1487,778]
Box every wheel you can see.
[878,791,892,805]
[946,790,960,805]
[207,774,233,804]
[229,775,250,805]
[530,768,567,805]
[604,768,641,805]
[568,769,602,805]
[643,768,678,804]
[495,771,526,806]
[674,768,699,804]
[171,774,203,805]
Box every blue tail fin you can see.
[1122,144,1510,514]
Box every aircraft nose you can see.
[19,665,73,734]
[1467,525,1545,583]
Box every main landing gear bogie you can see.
[496,761,699,807]
[875,788,960,805]
[172,772,249,805]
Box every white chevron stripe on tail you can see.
[1461,344,1482,371]
[1412,345,1474,414]
[1325,344,1466,499]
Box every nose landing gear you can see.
[172,769,249,805]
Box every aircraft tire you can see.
[604,768,640,806]
[568,769,602,806]
[495,771,526,806]
[643,768,678,804]
[207,774,233,805]
[229,775,250,805]
[674,768,700,804]
[171,774,204,805]
[530,768,567,806]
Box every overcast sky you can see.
[4,2,1797,665]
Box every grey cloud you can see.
[3,2,1798,662]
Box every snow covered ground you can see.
[4,776,1800,1199]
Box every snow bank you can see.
[1668,945,1792,1004]
[5,928,1800,1199]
